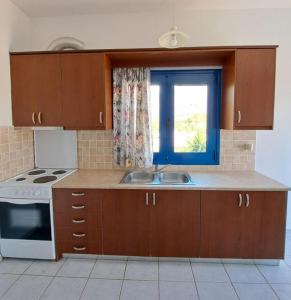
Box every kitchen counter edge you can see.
[52,170,291,191]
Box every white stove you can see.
[0,168,76,260]
[0,168,75,199]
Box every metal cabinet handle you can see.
[99,112,103,124]
[145,192,149,206]
[32,112,36,125]
[38,112,42,124]
[237,110,242,124]
[72,219,85,224]
[73,233,86,238]
[238,193,243,207]
[72,192,85,197]
[246,193,250,207]
[152,193,156,206]
[73,246,86,251]
[72,205,85,209]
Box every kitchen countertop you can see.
[53,170,290,191]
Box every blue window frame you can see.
[151,69,221,165]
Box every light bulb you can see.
[169,34,178,47]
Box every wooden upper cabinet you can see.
[10,46,276,130]
[10,54,62,126]
[221,48,276,130]
[61,53,112,130]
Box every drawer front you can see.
[54,213,98,229]
[57,241,100,254]
[56,226,99,242]
[53,189,101,213]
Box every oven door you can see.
[0,198,55,259]
[0,198,52,241]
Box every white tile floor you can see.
[0,231,290,300]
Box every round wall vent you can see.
[47,37,85,51]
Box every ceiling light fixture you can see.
[159,25,189,49]
[158,1,189,49]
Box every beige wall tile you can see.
[77,129,256,171]
[0,126,34,182]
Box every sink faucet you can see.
[154,164,170,173]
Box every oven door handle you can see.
[0,199,49,205]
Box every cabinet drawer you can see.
[54,212,98,228]
[53,189,101,213]
[56,226,99,242]
[57,241,100,254]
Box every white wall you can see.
[29,8,291,227]
[0,0,31,126]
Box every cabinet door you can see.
[150,190,200,257]
[102,190,150,256]
[61,53,108,129]
[241,191,287,259]
[10,54,62,126]
[200,191,243,258]
[234,49,276,129]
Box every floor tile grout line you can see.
[54,257,68,277]
[0,274,21,300]
[0,259,35,300]
[38,258,69,300]
[158,258,160,300]
[222,262,241,300]
[119,257,128,300]
[78,257,99,300]
[25,257,67,277]
[190,258,201,300]
[254,264,280,300]
[37,275,55,300]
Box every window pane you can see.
[150,85,160,152]
[174,85,208,153]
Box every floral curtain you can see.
[113,68,153,168]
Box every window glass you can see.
[174,85,208,153]
[150,85,160,152]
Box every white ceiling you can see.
[10,0,291,17]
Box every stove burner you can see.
[16,177,26,182]
[33,176,57,184]
[52,170,67,175]
[28,170,46,176]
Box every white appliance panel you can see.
[0,240,55,259]
[34,130,78,169]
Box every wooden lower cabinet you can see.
[53,189,102,259]
[150,190,200,257]
[200,191,287,259]
[102,190,200,257]
[102,190,150,256]
[53,188,287,260]
[200,191,243,258]
[240,192,287,258]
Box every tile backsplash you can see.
[78,130,256,171]
[0,127,34,181]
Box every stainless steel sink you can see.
[120,171,194,185]
[159,172,191,184]
[121,171,155,184]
